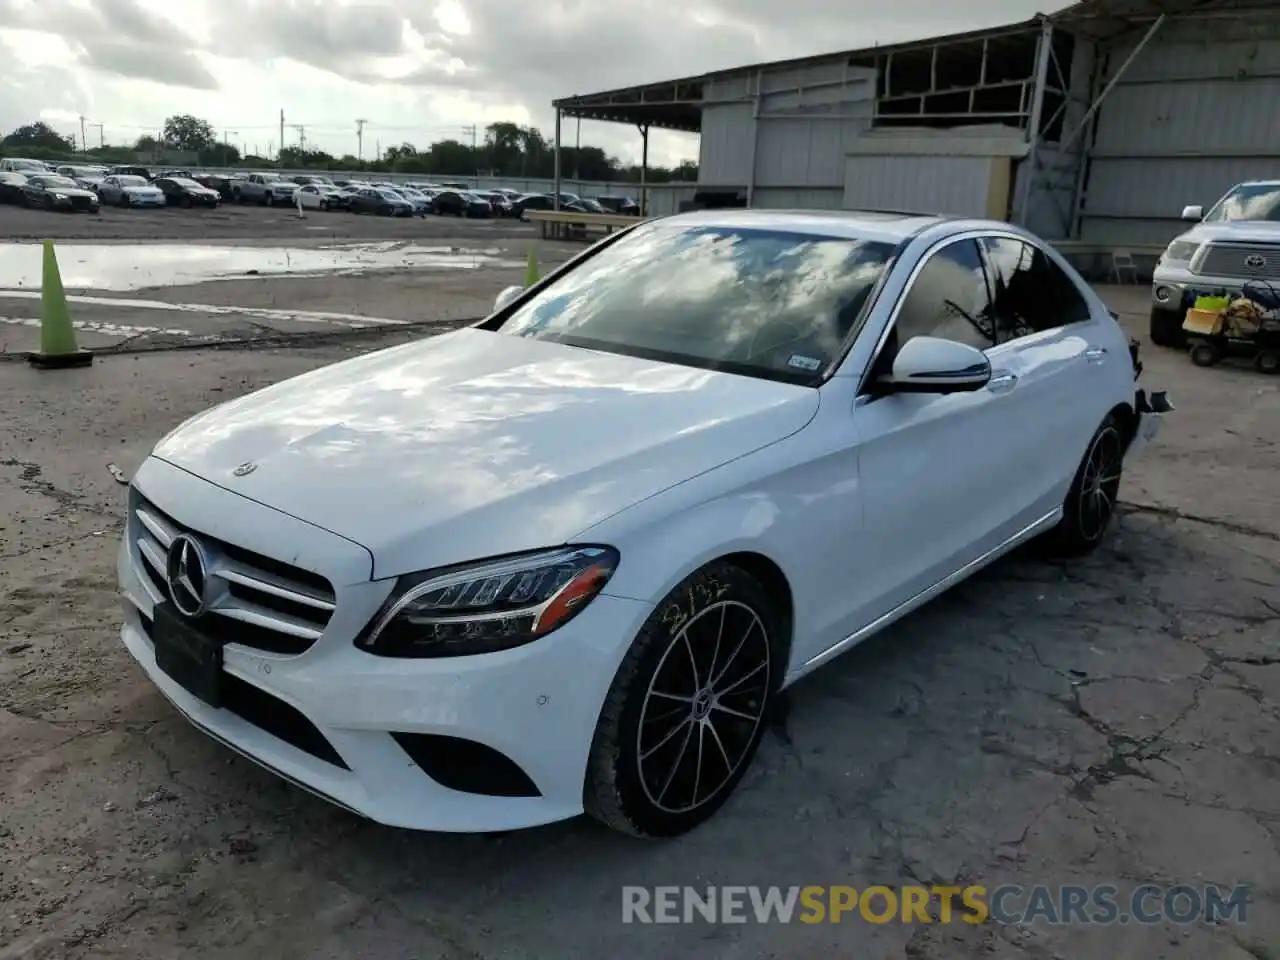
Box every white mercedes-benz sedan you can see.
[118,209,1170,837]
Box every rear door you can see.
[849,237,1026,624]
[978,235,1108,525]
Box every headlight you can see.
[358,546,619,658]
[53,193,67,200]
[1161,240,1199,263]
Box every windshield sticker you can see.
[787,354,822,372]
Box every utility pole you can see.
[278,109,285,167]
[291,124,306,151]
[356,119,367,163]
[461,125,478,174]
[574,114,581,180]
[78,115,86,152]
[223,129,238,166]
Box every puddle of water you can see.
[0,242,522,291]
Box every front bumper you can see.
[1127,388,1172,461]
[126,193,165,207]
[1150,264,1279,312]
[117,457,650,832]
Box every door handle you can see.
[987,373,1018,394]
[1084,346,1107,363]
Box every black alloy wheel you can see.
[585,561,780,837]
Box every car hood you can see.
[151,329,819,578]
[122,185,161,194]
[1179,221,1280,245]
[44,186,96,198]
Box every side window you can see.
[894,239,995,351]
[981,237,1091,342]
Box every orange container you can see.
[1182,307,1225,336]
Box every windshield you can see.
[116,176,147,186]
[1204,183,1280,223]
[171,178,200,188]
[39,176,78,188]
[378,190,401,200]
[496,224,896,383]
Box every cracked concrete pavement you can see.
[0,284,1277,960]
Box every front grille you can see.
[130,492,336,655]
[70,197,94,210]
[1197,243,1280,280]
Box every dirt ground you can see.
[0,208,583,354]
[0,278,1277,960]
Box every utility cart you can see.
[1181,280,1280,374]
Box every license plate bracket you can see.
[151,603,224,707]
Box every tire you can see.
[1149,307,1186,349]
[1189,340,1222,367]
[584,561,781,837]
[1039,414,1125,558]
[1254,351,1279,374]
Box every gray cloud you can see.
[213,0,440,77]
[78,39,219,90]
[1,0,1063,159]
[0,0,190,44]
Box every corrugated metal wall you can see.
[843,156,1000,216]
[698,60,875,206]
[1080,16,1280,246]
[841,131,1023,217]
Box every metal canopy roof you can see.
[1049,0,1280,37]
[551,0,1280,131]
[551,20,1043,133]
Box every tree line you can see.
[2,115,698,183]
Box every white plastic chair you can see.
[1111,250,1138,284]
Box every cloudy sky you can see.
[0,0,1062,167]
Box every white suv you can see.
[1150,180,1280,348]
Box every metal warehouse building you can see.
[552,0,1280,259]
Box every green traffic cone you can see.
[524,246,539,287]
[28,240,92,369]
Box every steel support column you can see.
[553,108,562,211]
[638,123,649,216]
[1014,20,1054,226]
[1064,14,1166,237]
[746,70,763,207]
[1059,14,1166,156]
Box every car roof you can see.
[657,208,952,244]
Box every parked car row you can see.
[1,155,644,220]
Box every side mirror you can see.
[877,336,991,394]
[493,285,524,313]
[1181,204,1204,222]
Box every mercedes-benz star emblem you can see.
[1245,254,1266,269]
[232,461,257,477]
[166,534,209,617]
